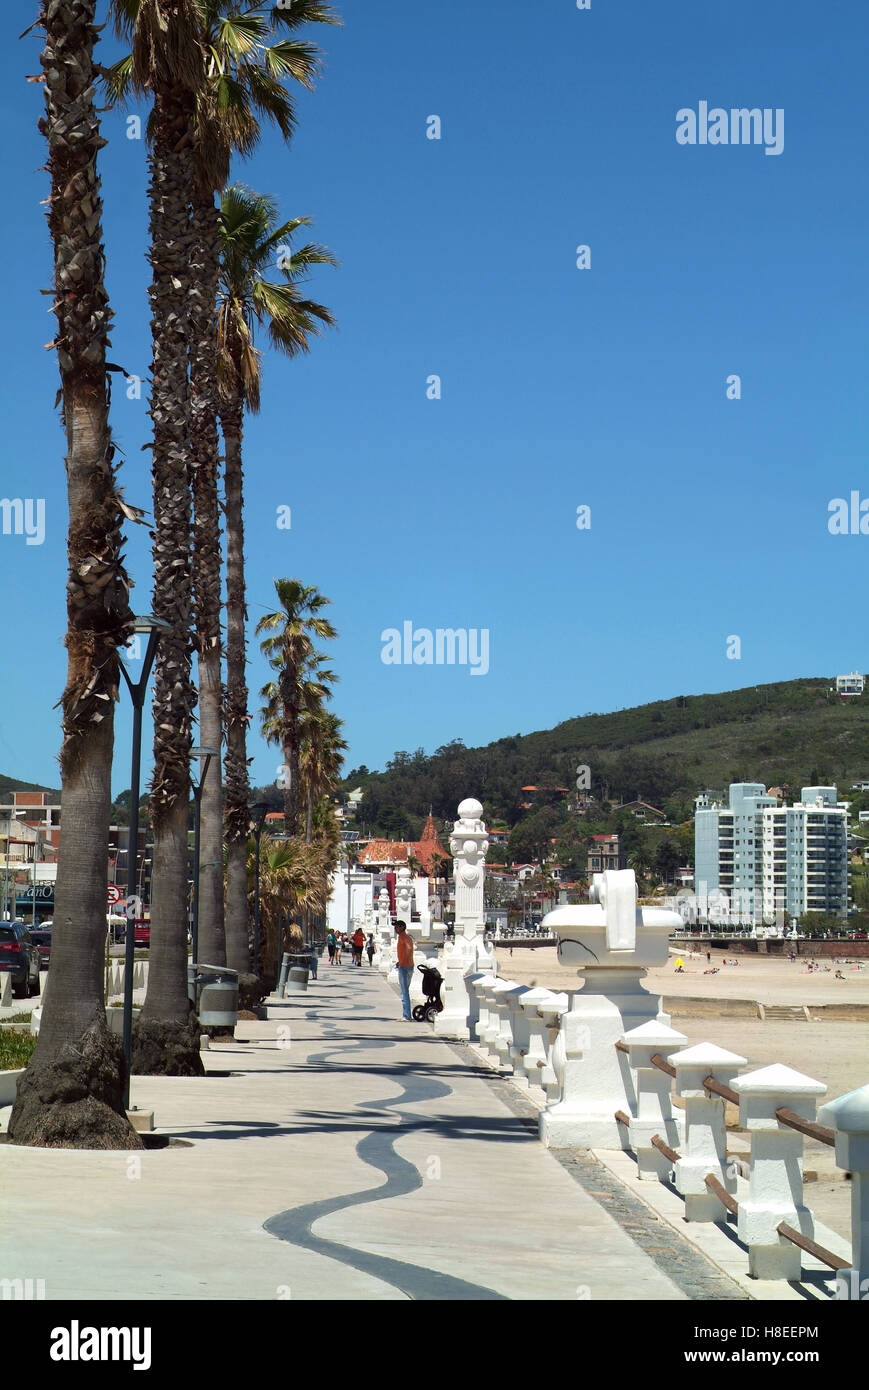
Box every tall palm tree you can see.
[108,0,338,993]
[256,580,337,838]
[218,190,336,970]
[10,1,140,1148]
[109,0,205,1073]
[188,0,338,967]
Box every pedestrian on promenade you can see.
[327,931,336,966]
[335,935,343,966]
[395,921,414,1021]
[366,933,375,965]
[352,926,365,966]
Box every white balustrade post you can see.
[539,993,570,1105]
[470,975,496,1047]
[518,988,559,1094]
[480,979,515,1062]
[819,1084,869,1300]
[672,1043,746,1223]
[623,1021,687,1179]
[493,983,530,1072]
[734,1064,826,1280]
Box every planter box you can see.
[0,1067,25,1106]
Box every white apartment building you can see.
[695,783,849,925]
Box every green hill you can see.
[0,774,61,801]
[340,677,869,840]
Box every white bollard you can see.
[518,988,559,1093]
[623,1021,688,1180]
[672,1043,746,1223]
[472,977,501,1054]
[819,1084,869,1300]
[493,983,530,1072]
[0,972,12,1007]
[734,1064,826,1280]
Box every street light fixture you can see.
[248,802,269,978]
[117,615,171,1110]
[189,747,218,964]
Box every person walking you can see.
[366,933,375,966]
[352,925,365,967]
[327,931,336,966]
[395,921,414,1021]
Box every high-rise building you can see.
[695,783,849,925]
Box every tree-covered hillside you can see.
[339,678,869,842]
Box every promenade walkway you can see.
[1,964,745,1301]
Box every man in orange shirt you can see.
[395,921,414,1021]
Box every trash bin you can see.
[191,963,239,1026]
[285,953,309,993]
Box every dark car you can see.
[0,921,40,997]
[29,927,52,969]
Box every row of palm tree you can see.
[11,0,342,1145]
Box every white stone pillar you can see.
[492,983,530,1072]
[819,1084,869,1299]
[0,972,11,1007]
[538,993,570,1103]
[469,973,496,1043]
[623,1021,688,1180]
[518,988,560,1095]
[673,1043,745,1223]
[734,1064,826,1281]
[434,798,496,1039]
[539,871,682,1149]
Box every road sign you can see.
[107,884,122,905]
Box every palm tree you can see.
[247,836,327,982]
[108,0,338,1004]
[217,187,336,974]
[256,581,338,838]
[187,0,338,968]
[10,1,139,1148]
[108,0,205,1073]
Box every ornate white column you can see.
[434,798,497,1039]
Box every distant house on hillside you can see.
[615,800,665,822]
[835,672,864,697]
[588,834,627,875]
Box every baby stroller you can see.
[411,963,444,1022]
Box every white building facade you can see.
[695,783,849,925]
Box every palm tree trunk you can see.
[190,190,225,968]
[10,0,140,1148]
[133,83,202,1075]
[221,394,252,975]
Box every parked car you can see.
[0,921,41,997]
[29,927,52,969]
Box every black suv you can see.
[0,921,40,998]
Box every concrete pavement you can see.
[0,963,744,1301]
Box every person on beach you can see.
[395,921,414,1021]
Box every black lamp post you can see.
[117,615,170,1110]
[248,802,269,977]
[189,746,218,964]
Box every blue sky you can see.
[1,0,867,796]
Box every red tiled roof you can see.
[357,814,448,875]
